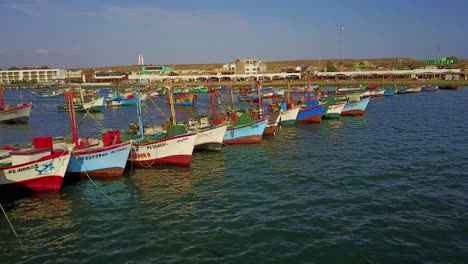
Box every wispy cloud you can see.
[34,48,51,55]
[103,6,250,31]
[33,47,81,57]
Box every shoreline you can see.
[2,79,466,89]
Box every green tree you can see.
[326,62,338,72]
[40,65,49,69]
[447,56,459,63]
[8,66,19,70]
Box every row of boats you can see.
[0,82,459,195]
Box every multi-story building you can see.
[0,68,66,84]
[223,58,267,74]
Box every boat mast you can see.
[230,88,234,111]
[210,87,218,125]
[65,92,79,148]
[0,84,5,110]
[168,83,177,125]
[135,87,144,140]
[307,76,311,100]
[256,81,262,113]
[287,81,291,105]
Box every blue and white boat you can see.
[54,93,131,178]
[223,116,269,144]
[341,97,370,116]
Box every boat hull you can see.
[296,103,326,123]
[279,106,300,125]
[0,151,71,192]
[224,118,268,144]
[341,97,370,116]
[66,141,132,178]
[57,97,104,113]
[323,102,346,119]
[130,133,197,167]
[194,125,228,151]
[0,103,33,124]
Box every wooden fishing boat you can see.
[383,87,397,96]
[35,90,62,98]
[341,96,371,116]
[165,92,197,106]
[279,104,300,125]
[129,88,197,167]
[211,87,268,144]
[0,85,33,124]
[296,79,326,123]
[405,85,423,93]
[54,92,132,178]
[185,116,227,151]
[57,96,104,112]
[439,85,458,90]
[322,98,346,119]
[263,111,280,136]
[422,85,438,92]
[0,138,71,192]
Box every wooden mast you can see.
[0,84,5,111]
[65,92,79,148]
[168,83,177,125]
[287,81,291,105]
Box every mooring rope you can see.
[0,203,24,249]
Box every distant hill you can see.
[75,57,466,72]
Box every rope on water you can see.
[0,203,24,249]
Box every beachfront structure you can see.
[314,68,461,81]
[223,58,267,75]
[0,68,66,84]
[129,72,300,83]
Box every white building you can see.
[0,68,66,84]
[223,58,267,75]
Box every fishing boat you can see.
[279,103,300,125]
[164,92,197,106]
[322,98,346,119]
[54,92,132,178]
[191,86,209,93]
[272,82,300,125]
[211,88,268,144]
[105,94,137,107]
[396,86,407,94]
[35,90,62,98]
[220,114,269,144]
[439,85,458,90]
[422,85,438,92]
[0,137,71,192]
[405,85,423,93]
[184,116,228,151]
[296,79,326,123]
[129,88,197,167]
[150,87,166,97]
[383,87,397,96]
[0,85,33,124]
[341,96,371,116]
[57,96,104,112]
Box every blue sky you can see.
[1,0,467,69]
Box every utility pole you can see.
[339,24,344,71]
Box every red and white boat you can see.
[0,85,33,123]
[0,138,71,192]
[129,88,197,167]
